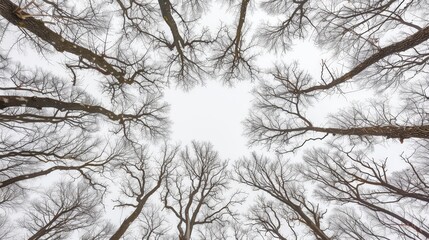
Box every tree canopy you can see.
[0,0,428,239]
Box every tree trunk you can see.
[311,125,429,141]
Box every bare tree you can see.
[163,141,243,240]
[0,29,168,228]
[258,0,314,51]
[81,221,115,240]
[0,213,13,240]
[155,0,213,87]
[1,0,429,239]
[246,197,291,240]
[302,142,429,239]
[0,55,169,140]
[110,143,178,240]
[0,131,128,190]
[246,63,429,154]
[328,207,390,240]
[196,220,232,240]
[245,1,429,153]
[235,153,331,240]
[138,205,170,240]
[196,217,263,240]
[212,0,258,83]
[1,2,174,239]
[0,184,24,209]
[0,0,166,93]
[314,1,429,91]
[21,181,102,240]
[113,0,215,88]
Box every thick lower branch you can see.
[110,182,162,240]
[233,0,250,61]
[1,165,84,188]
[311,125,429,141]
[297,26,429,94]
[158,0,184,49]
[0,95,133,122]
[0,0,130,84]
[357,198,429,238]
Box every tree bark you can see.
[296,26,429,94]
[310,125,429,141]
[0,0,129,84]
[0,95,133,122]
[109,183,162,240]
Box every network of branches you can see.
[0,0,428,239]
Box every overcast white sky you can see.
[164,80,254,160]
[163,41,326,161]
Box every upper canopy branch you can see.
[295,26,429,94]
[0,0,136,85]
[0,95,151,123]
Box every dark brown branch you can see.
[296,26,429,94]
[110,145,177,240]
[233,0,250,63]
[0,0,131,84]
[0,159,107,189]
[0,95,143,123]
[158,0,184,52]
[235,155,331,240]
[109,180,161,240]
[309,125,429,141]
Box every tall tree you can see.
[302,142,429,239]
[163,141,243,240]
[21,181,102,240]
[246,1,429,153]
[212,0,257,83]
[235,153,331,240]
[110,143,178,240]
[1,0,429,239]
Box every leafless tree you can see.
[21,181,102,240]
[315,1,429,90]
[328,207,390,240]
[212,0,258,83]
[81,221,115,240]
[163,141,244,240]
[0,130,128,189]
[0,12,169,230]
[246,1,429,153]
[0,0,167,94]
[0,183,24,209]
[258,0,314,51]
[302,141,429,239]
[0,122,130,225]
[235,153,331,240]
[196,217,263,240]
[196,221,231,240]
[110,143,178,240]
[246,63,429,154]
[1,0,429,239]
[138,205,170,240]
[246,197,294,240]
[0,55,169,141]
[0,213,13,240]
[114,0,215,88]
